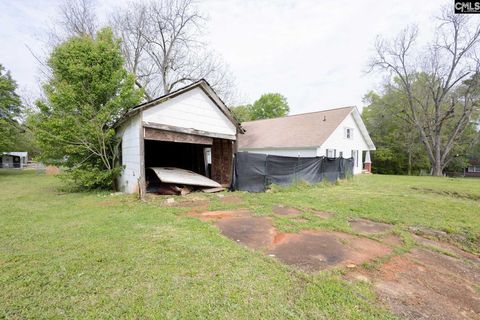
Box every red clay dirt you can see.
[189,209,251,221]
[272,205,301,216]
[192,209,480,318]
[267,231,391,272]
[349,248,480,319]
[216,216,276,250]
[219,195,244,205]
[192,209,392,272]
[349,218,392,234]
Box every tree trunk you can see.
[432,159,443,176]
[432,134,443,176]
[408,150,412,176]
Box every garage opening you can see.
[143,127,234,193]
[144,139,211,190]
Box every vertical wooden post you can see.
[211,139,233,186]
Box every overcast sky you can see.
[1,0,448,114]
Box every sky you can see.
[0,0,448,114]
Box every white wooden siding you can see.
[317,113,368,174]
[143,87,237,137]
[117,114,141,193]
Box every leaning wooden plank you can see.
[201,187,225,193]
[148,167,221,188]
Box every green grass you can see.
[1,171,479,319]
[207,175,480,253]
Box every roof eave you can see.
[350,107,376,150]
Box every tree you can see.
[230,104,253,123]
[110,0,236,103]
[369,9,480,175]
[250,93,289,120]
[362,88,430,175]
[0,64,23,153]
[59,0,97,37]
[33,28,143,189]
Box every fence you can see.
[232,152,354,192]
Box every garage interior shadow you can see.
[144,139,211,189]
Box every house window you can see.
[468,166,480,172]
[344,127,354,139]
[326,149,335,157]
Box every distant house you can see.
[115,80,242,194]
[465,158,480,177]
[0,152,28,169]
[237,106,376,175]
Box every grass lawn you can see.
[1,170,479,319]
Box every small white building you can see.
[115,80,242,194]
[0,152,28,169]
[237,106,375,175]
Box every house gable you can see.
[142,86,237,139]
[318,112,369,156]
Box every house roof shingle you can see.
[237,106,355,149]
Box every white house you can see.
[115,80,242,194]
[0,152,28,169]
[237,106,375,175]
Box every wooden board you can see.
[144,127,213,145]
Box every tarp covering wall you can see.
[232,152,354,192]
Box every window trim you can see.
[344,127,354,140]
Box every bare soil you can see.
[219,195,244,205]
[216,216,276,250]
[267,231,391,272]
[192,210,391,272]
[192,209,480,318]
[272,205,301,216]
[349,218,392,234]
[349,248,480,319]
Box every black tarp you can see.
[232,152,354,192]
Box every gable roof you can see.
[237,106,375,150]
[116,79,243,132]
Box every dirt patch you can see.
[272,205,301,216]
[267,231,391,272]
[381,234,404,247]
[413,234,480,262]
[219,195,243,205]
[45,165,60,175]
[174,199,210,214]
[192,210,392,272]
[216,216,276,250]
[349,218,392,234]
[350,248,480,319]
[313,211,334,219]
[190,209,252,221]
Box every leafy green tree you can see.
[0,64,23,153]
[250,93,289,120]
[362,89,430,175]
[230,104,253,123]
[33,28,143,189]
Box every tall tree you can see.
[0,64,23,153]
[110,0,236,103]
[33,28,143,189]
[363,88,430,175]
[369,9,480,175]
[59,0,97,37]
[250,93,289,120]
[230,104,253,123]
